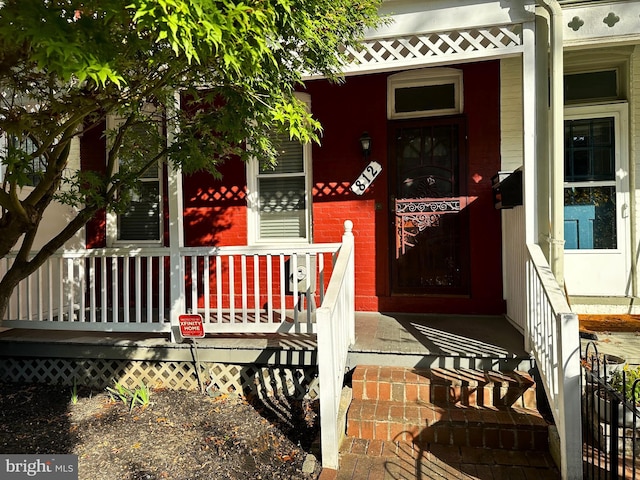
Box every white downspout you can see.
[539,0,565,287]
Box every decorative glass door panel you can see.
[564,118,617,250]
[563,105,630,296]
[390,118,469,294]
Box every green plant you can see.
[609,364,640,405]
[131,383,151,409]
[107,381,151,412]
[107,381,131,405]
[70,379,79,405]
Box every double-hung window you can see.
[106,114,164,246]
[116,161,162,243]
[247,94,312,244]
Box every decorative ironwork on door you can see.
[395,197,468,258]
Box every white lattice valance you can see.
[343,25,524,74]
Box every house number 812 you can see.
[350,161,382,195]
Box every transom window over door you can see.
[247,93,312,244]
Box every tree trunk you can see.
[0,259,30,320]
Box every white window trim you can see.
[563,102,629,255]
[387,67,463,120]
[246,92,313,246]
[105,114,164,247]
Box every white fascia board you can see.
[562,1,640,47]
[365,0,536,40]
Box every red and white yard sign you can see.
[178,314,205,338]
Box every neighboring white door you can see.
[563,103,630,296]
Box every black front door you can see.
[390,117,470,295]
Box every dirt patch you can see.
[0,382,322,480]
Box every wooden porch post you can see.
[167,92,185,342]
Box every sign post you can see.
[178,314,206,392]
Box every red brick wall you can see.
[83,61,505,315]
[182,158,247,247]
[306,73,388,312]
[306,61,504,314]
[462,61,503,313]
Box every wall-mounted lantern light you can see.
[359,132,372,160]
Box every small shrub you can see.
[609,364,640,405]
[107,381,151,412]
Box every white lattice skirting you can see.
[0,357,319,399]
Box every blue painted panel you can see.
[564,205,595,249]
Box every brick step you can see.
[346,398,550,451]
[352,365,536,409]
[320,438,560,480]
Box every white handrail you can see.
[526,243,582,480]
[316,220,355,470]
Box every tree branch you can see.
[15,223,37,264]
[29,205,97,271]
[0,190,13,211]
[7,181,28,222]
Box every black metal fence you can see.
[582,342,640,479]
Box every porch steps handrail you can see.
[526,243,582,480]
[316,220,355,470]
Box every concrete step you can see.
[318,438,560,480]
[346,397,550,451]
[351,365,537,409]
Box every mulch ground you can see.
[0,382,322,480]
[579,314,640,333]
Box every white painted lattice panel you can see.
[207,363,319,399]
[0,358,319,399]
[343,25,523,74]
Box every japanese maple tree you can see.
[0,0,381,316]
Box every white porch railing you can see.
[502,207,527,334]
[526,243,582,480]
[0,248,172,331]
[180,244,338,334]
[316,220,355,470]
[0,239,348,335]
[0,221,356,471]
[502,206,582,479]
